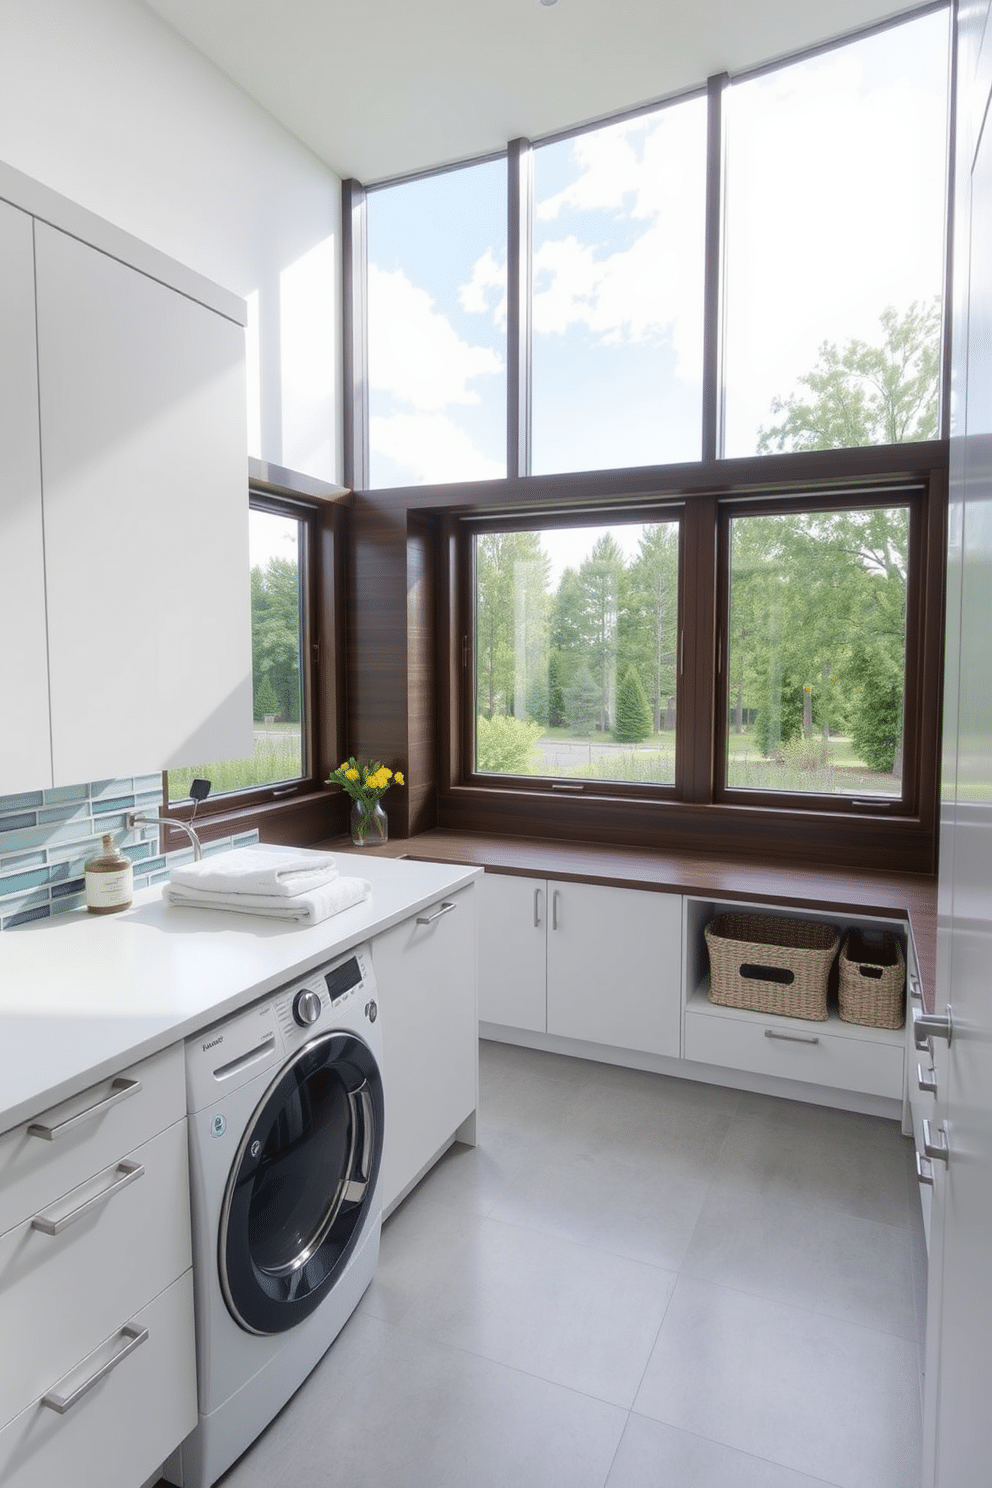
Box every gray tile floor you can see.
[210,1040,927,1488]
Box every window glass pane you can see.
[474,520,679,784]
[531,96,707,476]
[726,506,909,797]
[723,9,949,458]
[168,507,305,801]
[367,158,507,487]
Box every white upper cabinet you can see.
[0,201,51,792]
[34,222,252,783]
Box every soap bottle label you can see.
[85,865,133,912]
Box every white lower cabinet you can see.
[480,873,682,1058]
[480,874,907,1109]
[682,896,907,1103]
[0,1045,196,1487]
[373,882,479,1214]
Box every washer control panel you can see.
[273,943,376,1043]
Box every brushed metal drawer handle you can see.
[916,1151,935,1187]
[31,1160,144,1236]
[27,1077,142,1141]
[923,1117,949,1165]
[41,1323,148,1415]
[763,1029,820,1045]
[416,900,457,926]
[917,1062,938,1095]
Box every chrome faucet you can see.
[126,810,204,861]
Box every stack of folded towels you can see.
[164,845,371,926]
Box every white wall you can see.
[0,0,341,483]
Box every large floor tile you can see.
[488,1127,716,1270]
[714,1106,916,1228]
[633,1276,922,1488]
[398,1213,677,1406]
[605,1414,845,1488]
[220,1310,628,1488]
[681,1180,920,1340]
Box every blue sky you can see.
[365,6,949,496]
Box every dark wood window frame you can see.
[161,461,352,853]
[427,444,946,875]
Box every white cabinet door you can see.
[546,880,682,1057]
[0,203,52,793]
[373,884,478,1212]
[479,872,547,1031]
[34,222,252,783]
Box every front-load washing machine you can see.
[163,942,384,1488]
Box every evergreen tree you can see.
[614,665,653,743]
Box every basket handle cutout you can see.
[739,963,794,985]
[858,965,884,979]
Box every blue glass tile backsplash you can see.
[0,775,258,931]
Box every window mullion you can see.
[702,73,728,463]
[678,496,719,802]
[506,138,533,480]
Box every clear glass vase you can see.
[350,798,388,847]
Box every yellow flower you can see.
[382,768,393,779]
[394,771,405,786]
[337,761,349,773]
[345,767,359,781]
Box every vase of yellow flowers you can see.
[328,758,405,847]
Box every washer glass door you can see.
[220,1030,383,1335]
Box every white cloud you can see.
[459,247,507,326]
[529,103,708,383]
[368,262,502,412]
[371,412,504,486]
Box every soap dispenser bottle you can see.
[84,833,134,915]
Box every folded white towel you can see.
[164,875,371,925]
[169,845,339,898]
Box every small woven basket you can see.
[705,912,839,1021]
[837,929,905,1029]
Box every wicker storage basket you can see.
[838,929,906,1029]
[704,912,839,1021]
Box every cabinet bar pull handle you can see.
[27,1077,142,1141]
[42,1323,148,1415]
[31,1160,144,1236]
[914,1007,953,1050]
[916,1151,935,1187]
[763,1028,820,1045]
[917,1062,938,1095]
[552,890,560,931]
[909,972,922,1003]
[534,888,542,928]
[923,1117,949,1165]
[416,900,457,926]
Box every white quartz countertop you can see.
[0,851,481,1134]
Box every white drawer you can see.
[684,1006,905,1098]
[0,1044,185,1234]
[0,1118,191,1429]
[0,1269,196,1488]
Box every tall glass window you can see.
[725,504,909,798]
[473,518,680,785]
[531,96,707,475]
[367,158,507,487]
[723,9,950,457]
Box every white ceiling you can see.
[143,0,926,183]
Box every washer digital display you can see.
[323,956,362,1004]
